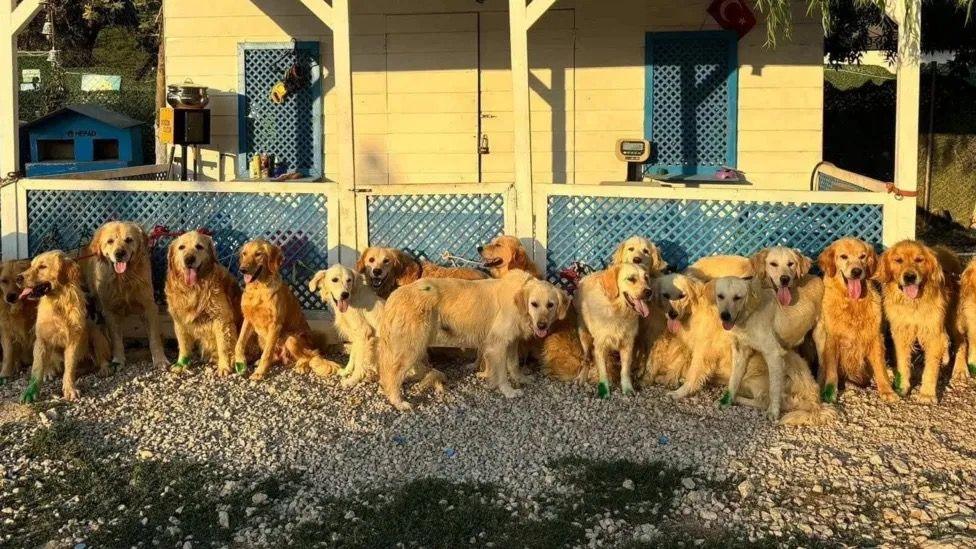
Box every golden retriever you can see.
[610,236,668,274]
[685,255,753,281]
[575,263,654,397]
[478,235,541,278]
[309,264,385,388]
[234,239,339,381]
[876,240,961,403]
[165,230,242,376]
[953,258,976,387]
[378,271,569,410]
[0,260,36,383]
[712,246,823,421]
[85,221,168,369]
[17,251,111,402]
[356,246,487,299]
[817,237,896,402]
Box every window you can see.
[37,139,75,161]
[93,139,120,160]
[644,31,738,178]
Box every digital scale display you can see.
[621,141,645,153]
[614,138,651,162]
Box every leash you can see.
[884,183,918,199]
[441,251,485,269]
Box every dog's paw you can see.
[216,365,232,377]
[97,364,113,378]
[20,377,40,404]
[0,376,7,387]
[766,407,781,422]
[666,389,685,400]
[340,376,361,389]
[501,386,524,399]
[621,383,635,396]
[62,385,81,401]
[718,389,732,409]
[597,381,610,399]
[914,391,938,405]
[878,389,900,403]
[969,363,976,378]
[820,383,837,404]
[152,355,170,370]
[170,357,191,375]
[234,362,248,376]
[249,371,266,382]
[392,400,413,412]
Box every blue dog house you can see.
[21,104,145,177]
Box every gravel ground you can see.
[3,354,976,548]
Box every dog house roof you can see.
[21,104,145,130]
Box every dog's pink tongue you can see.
[776,286,792,306]
[185,268,198,286]
[18,288,32,300]
[667,318,681,334]
[904,283,920,299]
[847,278,862,300]
[722,320,734,331]
[337,299,349,313]
[533,326,548,338]
[114,261,127,274]
[243,273,254,284]
[634,298,650,318]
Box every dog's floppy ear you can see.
[308,269,328,293]
[167,239,180,275]
[266,243,284,276]
[202,232,218,263]
[684,276,704,302]
[793,249,813,277]
[512,285,528,318]
[555,287,571,320]
[600,264,621,300]
[57,253,81,287]
[750,249,769,284]
[648,243,668,276]
[873,250,892,283]
[133,223,150,253]
[703,279,717,303]
[509,241,531,272]
[924,245,945,289]
[610,240,627,266]
[88,224,105,257]
[865,245,879,278]
[394,250,422,286]
[355,248,370,275]
[817,243,837,278]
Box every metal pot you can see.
[167,79,210,109]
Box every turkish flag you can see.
[707,0,757,38]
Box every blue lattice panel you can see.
[367,193,504,263]
[546,196,883,284]
[26,190,328,310]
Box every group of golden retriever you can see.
[1,220,974,425]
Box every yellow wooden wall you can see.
[163,0,822,190]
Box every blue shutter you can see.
[644,31,738,177]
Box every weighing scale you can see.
[615,138,651,182]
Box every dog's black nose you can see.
[184,255,196,267]
[667,309,678,320]
[904,272,918,283]
[15,275,23,285]
[779,275,791,286]
[632,257,642,264]
[851,267,863,278]
[720,311,732,322]
[340,291,350,300]
[114,250,126,261]
[536,321,548,329]
[477,245,484,253]
[5,293,16,303]
[372,268,383,276]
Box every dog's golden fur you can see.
[309,264,385,388]
[0,260,37,381]
[876,240,961,403]
[575,263,654,395]
[18,251,111,401]
[165,231,242,376]
[478,235,541,279]
[685,255,753,281]
[953,259,976,387]
[610,236,668,274]
[356,246,487,299]
[817,237,896,402]
[378,271,569,410]
[235,239,339,381]
[85,220,168,369]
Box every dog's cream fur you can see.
[310,264,385,388]
[18,251,111,401]
[817,238,896,402]
[713,247,823,421]
[378,271,569,410]
[876,240,961,403]
[235,239,339,381]
[165,231,242,376]
[85,221,168,369]
[685,255,753,281]
[575,263,654,396]
[610,236,668,274]
[0,260,36,382]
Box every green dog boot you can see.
[968,363,976,378]
[821,384,837,404]
[718,389,732,409]
[170,356,191,374]
[0,376,7,387]
[234,362,248,375]
[892,371,906,396]
[20,376,39,404]
[597,381,610,399]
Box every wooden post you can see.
[509,0,534,246]
[886,0,921,244]
[0,0,43,259]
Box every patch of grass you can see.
[4,419,286,547]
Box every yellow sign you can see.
[158,107,174,144]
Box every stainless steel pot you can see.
[167,79,210,109]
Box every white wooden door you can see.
[384,13,480,184]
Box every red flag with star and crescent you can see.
[707,0,757,38]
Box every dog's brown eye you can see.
[530,301,539,308]
[38,265,46,270]
[627,247,634,252]
[382,258,390,264]
[914,257,923,263]
[787,261,795,267]
[107,239,115,245]
[839,254,848,260]
[546,302,554,309]
[125,237,133,244]
[733,295,742,301]
[368,257,375,263]
[178,245,185,251]
[717,294,725,300]
[677,292,685,299]
[331,277,339,283]
[195,244,203,251]
[643,249,649,254]
[627,276,637,283]
[859,254,866,260]
[770,262,778,267]
[895,258,904,264]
